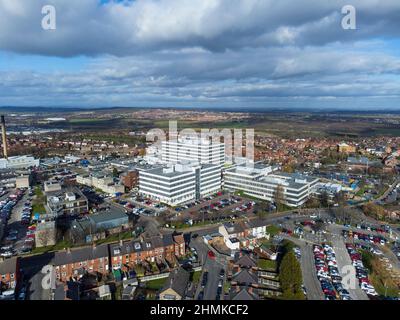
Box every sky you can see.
[0,0,399,110]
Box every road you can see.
[20,253,55,300]
[190,238,227,300]
[374,178,400,204]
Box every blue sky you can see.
[0,0,399,110]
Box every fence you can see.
[139,266,202,282]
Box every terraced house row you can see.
[53,232,185,282]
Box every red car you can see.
[207,250,216,260]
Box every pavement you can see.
[328,227,369,300]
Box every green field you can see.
[69,118,109,123]
[145,277,167,291]
[257,259,277,271]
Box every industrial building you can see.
[0,115,40,169]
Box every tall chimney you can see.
[1,115,8,159]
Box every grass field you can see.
[145,277,167,291]
[361,250,399,297]
[191,270,202,284]
[95,231,133,245]
[69,118,110,123]
[257,259,277,271]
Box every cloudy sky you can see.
[0,0,399,110]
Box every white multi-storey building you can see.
[0,155,40,169]
[161,137,225,166]
[139,162,221,206]
[224,163,319,207]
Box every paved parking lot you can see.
[280,234,324,300]
[1,190,32,257]
[165,193,257,225]
[328,229,369,300]
[6,192,31,253]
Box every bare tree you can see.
[274,184,286,211]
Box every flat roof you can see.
[89,209,128,224]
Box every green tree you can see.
[112,167,119,178]
[279,251,304,299]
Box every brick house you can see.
[109,233,186,271]
[121,170,139,190]
[0,257,19,292]
[54,244,109,282]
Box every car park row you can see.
[1,188,35,259]
[313,244,352,300]
[342,229,387,245]
[345,244,378,297]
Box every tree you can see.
[334,191,346,207]
[282,164,295,173]
[274,184,286,211]
[279,250,304,300]
[320,191,329,208]
[112,167,119,178]
[362,202,386,220]
[305,197,320,209]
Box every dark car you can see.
[201,272,208,288]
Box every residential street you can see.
[190,237,227,300]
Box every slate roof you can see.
[234,254,257,269]
[54,244,108,266]
[232,269,258,285]
[0,257,18,274]
[232,288,258,300]
[109,233,177,257]
[161,267,190,298]
[88,209,128,225]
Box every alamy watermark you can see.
[341,5,357,30]
[41,5,56,30]
[146,120,254,166]
[40,4,356,32]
